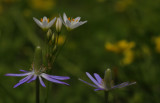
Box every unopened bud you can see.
[104,68,112,90]
[34,46,42,71]
[51,33,55,41]
[56,17,62,33]
[47,29,52,39]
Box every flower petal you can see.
[41,73,69,85]
[46,74,70,80]
[74,17,81,22]
[86,72,101,87]
[94,88,104,91]
[65,20,71,28]
[112,82,136,89]
[19,70,29,73]
[33,17,43,28]
[46,17,56,28]
[39,76,46,87]
[79,78,98,88]
[5,73,30,77]
[13,74,33,88]
[70,21,87,29]
[27,75,37,83]
[59,15,65,25]
[94,73,102,84]
[63,13,68,23]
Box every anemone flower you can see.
[79,72,136,91]
[61,13,87,30]
[5,68,70,88]
[33,16,56,30]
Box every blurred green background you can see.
[0,0,160,103]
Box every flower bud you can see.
[104,68,112,90]
[51,33,55,41]
[47,29,52,39]
[34,46,42,71]
[56,17,62,33]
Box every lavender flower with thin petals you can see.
[79,72,136,91]
[5,68,70,88]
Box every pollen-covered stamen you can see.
[40,18,49,23]
[68,17,71,22]
[41,18,43,22]
[76,19,78,22]
[68,17,76,22]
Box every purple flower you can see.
[5,69,70,88]
[79,72,136,91]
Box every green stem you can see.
[36,78,40,103]
[104,91,109,103]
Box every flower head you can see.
[56,17,62,33]
[33,16,56,30]
[79,69,136,91]
[5,66,70,88]
[61,13,87,30]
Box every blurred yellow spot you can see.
[47,18,49,23]
[122,50,134,65]
[3,0,16,3]
[23,9,31,17]
[58,35,65,45]
[105,42,120,53]
[154,36,160,53]
[105,40,135,65]
[29,0,55,11]
[0,5,3,14]
[115,0,133,12]
[117,40,135,51]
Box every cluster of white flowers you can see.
[33,13,87,31]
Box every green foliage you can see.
[0,0,160,103]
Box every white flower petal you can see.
[65,20,71,28]
[63,13,68,23]
[33,17,43,28]
[75,17,81,22]
[46,17,56,28]
[70,21,87,29]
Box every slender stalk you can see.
[104,91,109,103]
[36,78,40,103]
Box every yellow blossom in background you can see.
[154,36,160,53]
[117,40,135,51]
[3,0,16,3]
[105,40,135,53]
[105,40,135,65]
[105,42,120,53]
[122,50,134,65]
[29,0,55,11]
[58,35,65,45]
[115,0,133,12]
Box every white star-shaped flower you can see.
[33,16,56,30]
[61,13,87,30]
